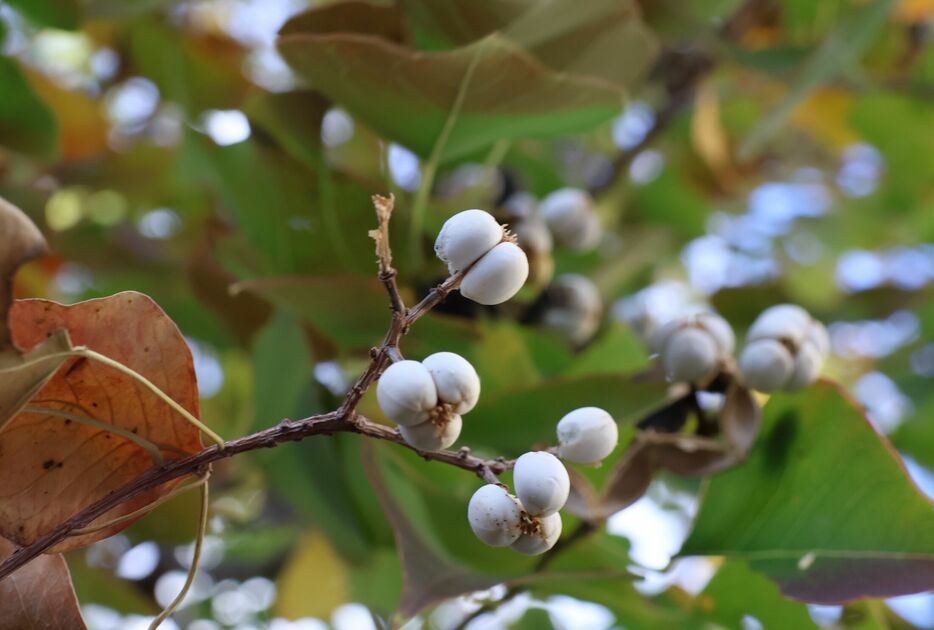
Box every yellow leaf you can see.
[790,88,858,149]
[275,532,349,619]
[691,79,736,188]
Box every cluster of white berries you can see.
[468,452,569,555]
[376,352,480,451]
[646,303,829,392]
[435,209,529,305]
[738,304,830,392]
[651,312,735,384]
[468,406,618,555]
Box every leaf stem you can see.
[76,347,225,449]
[71,474,207,536]
[21,405,164,466]
[149,478,210,630]
[408,40,487,264]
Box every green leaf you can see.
[5,0,80,29]
[251,311,316,432]
[363,442,500,617]
[0,57,59,159]
[680,380,934,603]
[694,562,817,628]
[401,0,659,88]
[244,90,330,169]
[564,323,650,377]
[276,31,626,162]
[850,92,934,212]
[129,20,248,115]
[236,275,478,356]
[739,0,891,158]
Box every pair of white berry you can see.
[468,452,569,555]
[651,312,735,384]
[468,407,618,554]
[738,304,830,392]
[376,352,480,451]
[539,188,602,251]
[435,209,529,305]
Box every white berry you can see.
[556,407,618,464]
[422,352,480,414]
[696,312,735,355]
[511,512,562,556]
[663,327,719,383]
[434,209,504,274]
[747,304,811,344]
[399,414,462,451]
[805,320,830,358]
[539,188,601,250]
[513,451,570,517]
[376,360,437,426]
[785,341,823,391]
[741,305,829,392]
[739,338,794,392]
[460,241,529,305]
[468,484,522,547]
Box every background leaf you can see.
[680,380,934,603]
[277,31,626,162]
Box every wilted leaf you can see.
[1,197,49,348]
[680,380,934,603]
[0,197,73,430]
[0,58,59,158]
[277,30,625,162]
[0,537,86,629]
[600,383,761,518]
[0,291,204,551]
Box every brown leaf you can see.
[563,465,602,520]
[0,291,204,551]
[0,536,86,629]
[720,381,762,454]
[0,330,73,430]
[0,196,47,349]
[280,0,405,42]
[0,197,73,443]
[599,439,656,518]
[599,386,762,518]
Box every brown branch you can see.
[0,411,514,581]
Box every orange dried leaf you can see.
[0,291,204,551]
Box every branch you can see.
[0,411,513,581]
